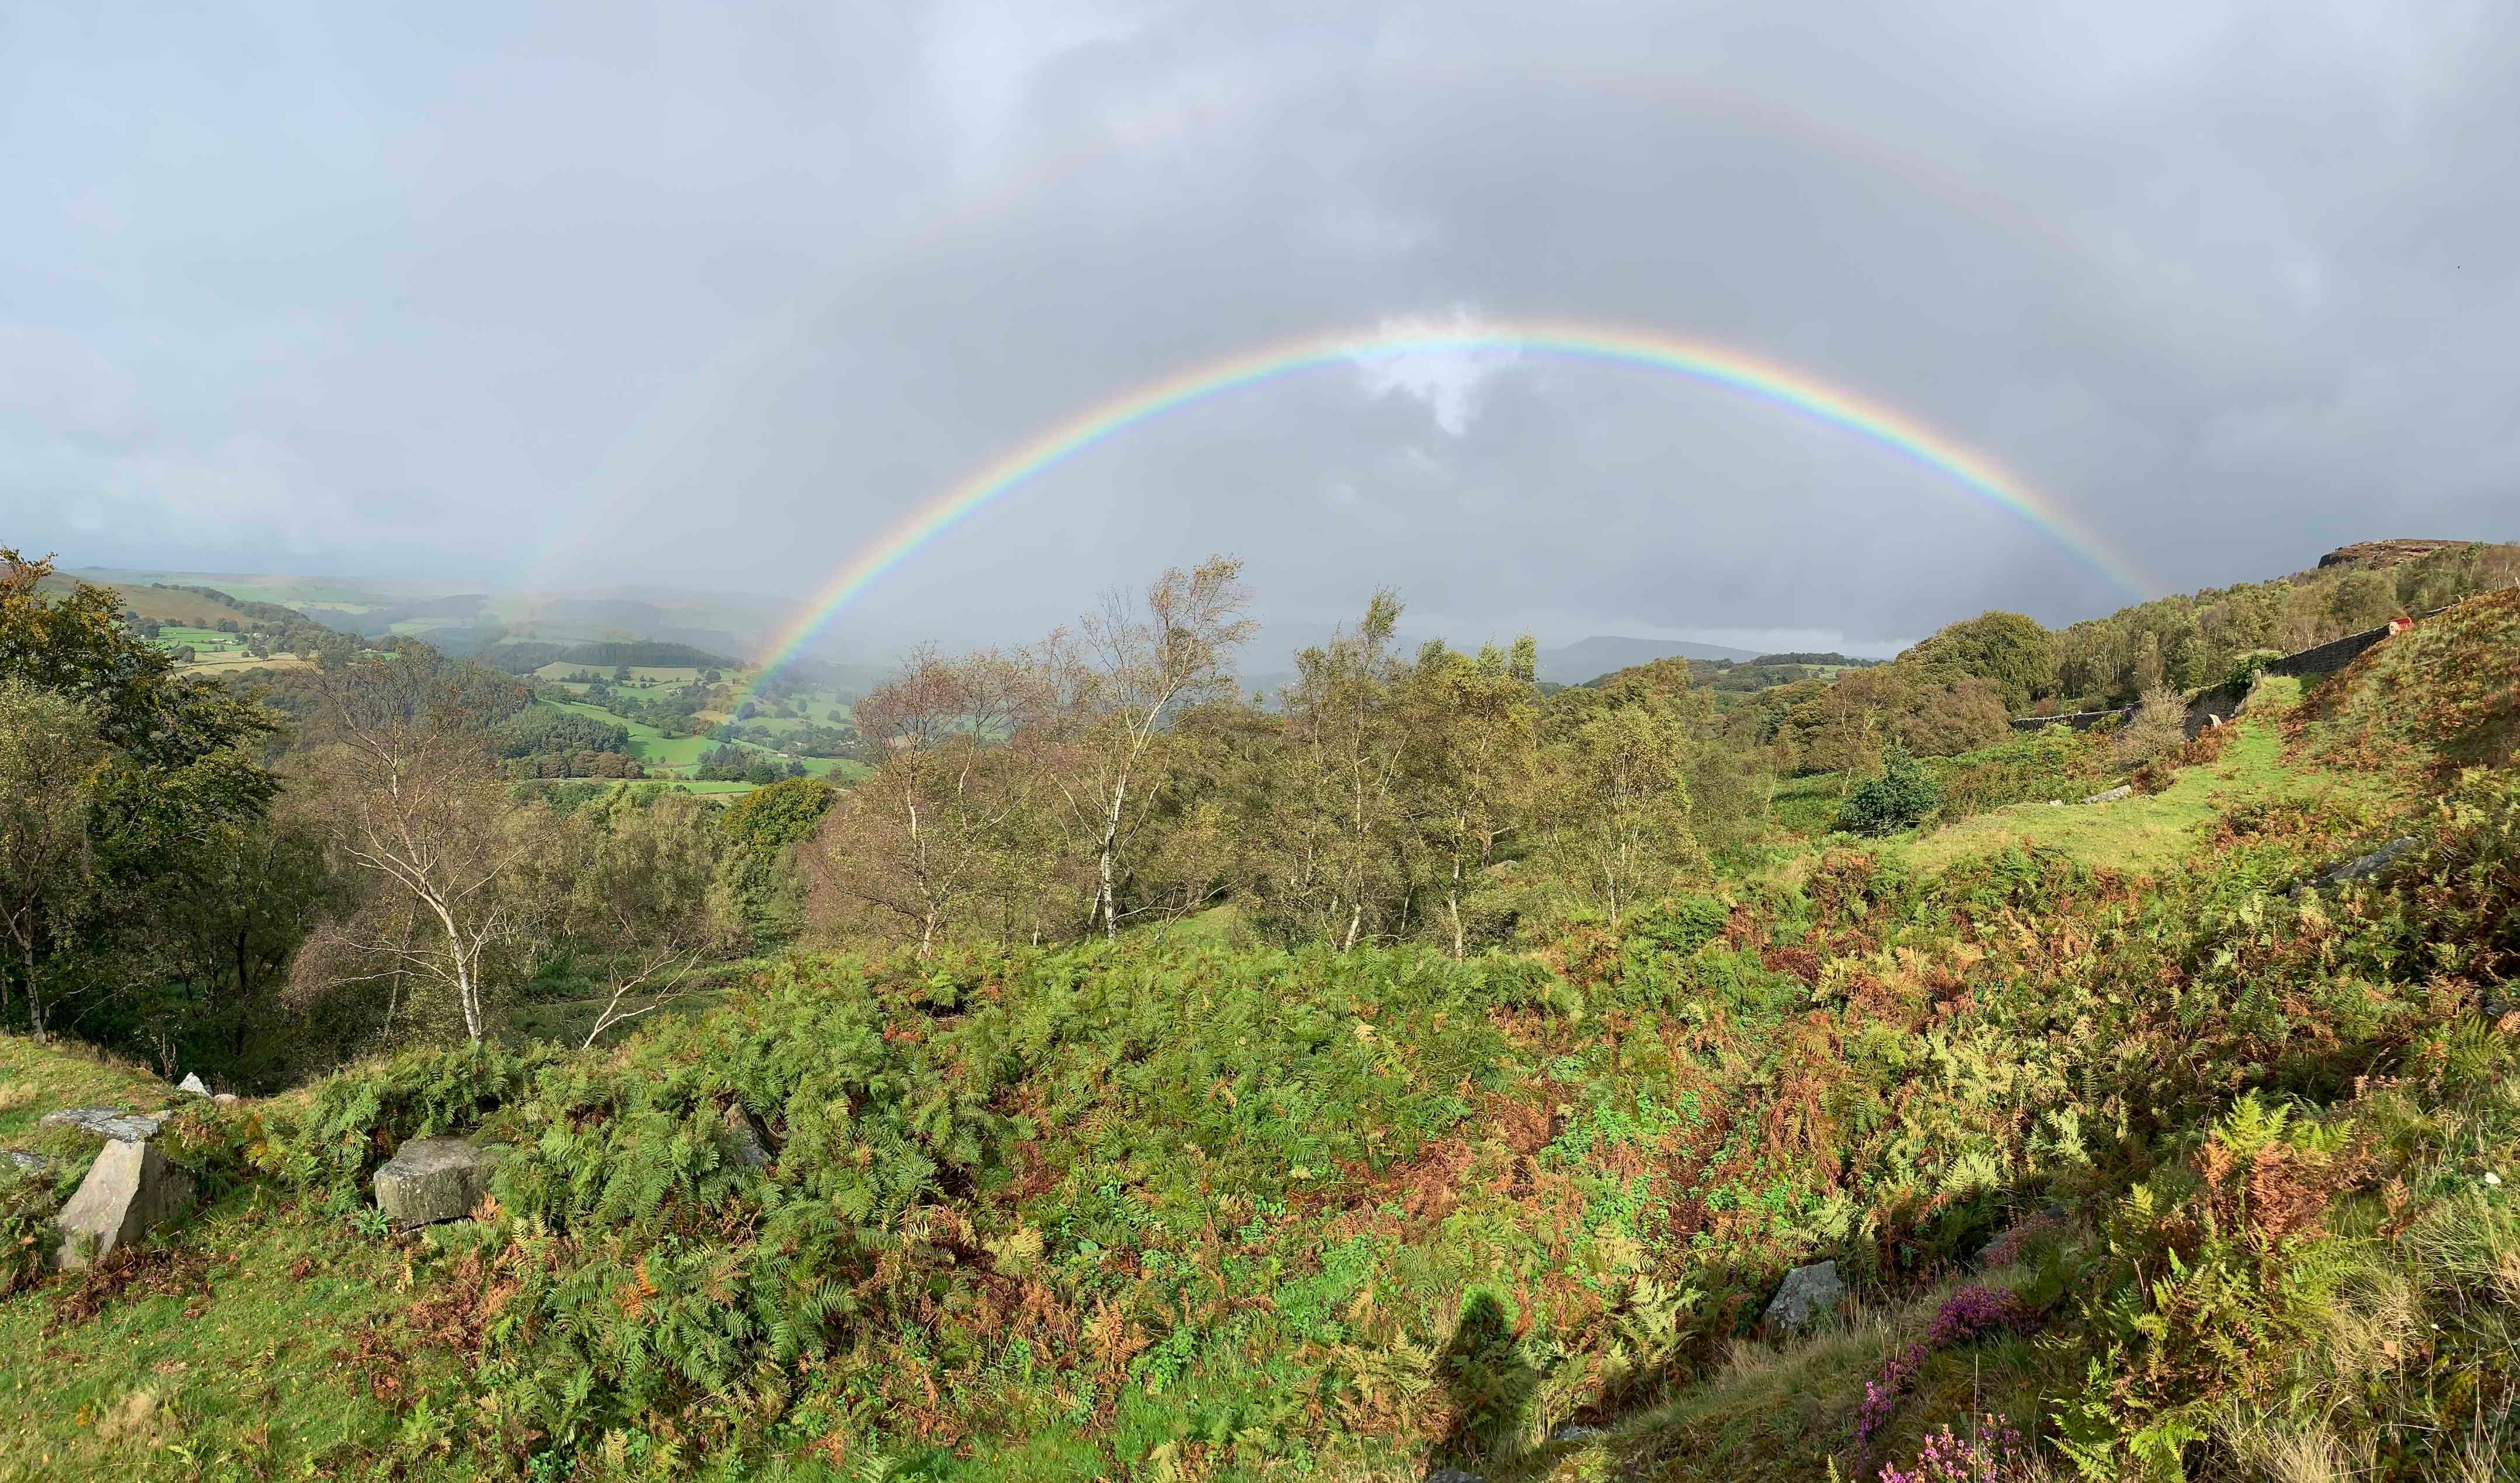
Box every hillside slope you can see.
[1,591,2514,1482]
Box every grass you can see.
[1891,713,2296,874]
[0,1186,471,1482]
[0,1037,168,1144]
[154,626,241,649]
[545,700,717,768]
[1881,678,2376,878]
[1560,1271,2061,1483]
[1770,771,1849,837]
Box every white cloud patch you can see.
[1348,309,1521,437]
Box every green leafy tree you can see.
[1026,558,1254,940]
[1543,701,1696,927]
[1899,610,2056,711]
[1402,636,1540,957]
[1271,591,1413,949]
[1835,745,1940,836]
[0,551,283,1047]
[0,683,105,1040]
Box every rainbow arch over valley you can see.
[734,320,2153,698]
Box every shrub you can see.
[2111,684,2188,767]
[1839,749,1942,836]
[2223,648,2282,692]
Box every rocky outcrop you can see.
[53,1138,196,1269]
[40,1108,162,1143]
[1763,1259,1844,1332]
[2080,784,2133,805]
[2319,539,2467,570]
[373,1137,497,1228]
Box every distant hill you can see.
[1533,635,1760,684]
[53,576,258,631]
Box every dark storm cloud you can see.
[5,1,2514,654]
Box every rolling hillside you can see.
[4,587,2512,1481]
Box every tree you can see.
[1271,591,1413,949]
[0,684,104,1042]
[0,552,280,1049]
[1543,702,1696,928]
[296,651,530,1043]
[1026,558,1254,939]
[1836,746,1940,836]
[136,803,337,1080]
[1899,611,2055,712]
[813,649,1046,953]
[517,788,733,1047]
[1401,636,1540,958]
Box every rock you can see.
[2314,837,2416,889]
[177,1073,209,1096]
[40,1108,162,1143]
[722,1104,772,1171]
[4,1149,54,1176]
[373,1137,497,1228]
[2080,784,2133,805]
[1425,1470,1487,1483]
[212,1093,238,1105]
[1763,1259,1844,1332]
[52,1138,196,1269]
[1551,1422,1608,1443]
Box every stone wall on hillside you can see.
[2265,621,2400,680]
[2010,616,2414,734]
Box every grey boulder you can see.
[722,1104,772,1171]
[177,1073,210,1096]
[2315,837,2416,888]
[3,1149,54,1176]
[1763,1259,1844,1333]
[40,1108,162,1142]
[373,1137,497,1228]
[2080,784,2133,805]
[53,1138,196,1269]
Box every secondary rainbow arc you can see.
[730,320,2152,710]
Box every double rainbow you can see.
[732,319,2149,704]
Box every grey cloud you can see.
[4,0,2513,655]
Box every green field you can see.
[532,663,707,685]
[544,699,865,795]
[545,699,717,768]
[154,626,242,650]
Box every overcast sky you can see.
[6,1,2515,655]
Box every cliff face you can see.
[2317,538,2470,570]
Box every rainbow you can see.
[730,319,2152,706]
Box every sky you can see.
[5,1,2516,658]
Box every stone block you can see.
[373,1137,497,1228]
[53,1139,195,1269]
[40,1108,162,1142]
